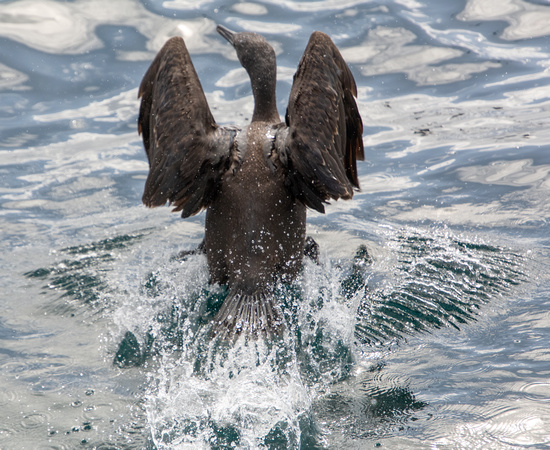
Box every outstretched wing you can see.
[281,31,364,213]
[138,36,237,218]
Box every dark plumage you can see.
[138,25,364,337]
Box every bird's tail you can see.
[211,287,284,338]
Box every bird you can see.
[138,25,364,338]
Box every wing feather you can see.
[138,36,236,218]
[282,31,364,213]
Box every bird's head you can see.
[217,25,276,81]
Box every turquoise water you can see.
[1,0,549,448]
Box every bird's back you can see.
[204,122,307,290]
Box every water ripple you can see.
[520,381,550,403]
[20,412,48,430]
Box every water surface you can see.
[1,0,549,448]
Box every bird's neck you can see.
[250,73,279,123]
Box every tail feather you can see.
[211,288,284,338]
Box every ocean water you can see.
[1,0,549,448]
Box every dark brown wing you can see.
[281,31,364,213]
[138,36,237,218]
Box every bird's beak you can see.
[216,25,236,46]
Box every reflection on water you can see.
[2,0,550,448]
[459,0,550,40]
[356,228,525,346]
[0,0,218,56]
[342,26,501,86]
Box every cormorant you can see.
[138,25,364,337]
